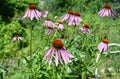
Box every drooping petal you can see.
[23,10,29,18]
[61,14,69,21]
[63,49,74,58]
[99,9,105,16]
[60,49,68,64]
[106,9,109,16]
[33,10,39,20]
[60,49,72,64]
[44,47,54,58]
[57,50,63,65]
[55,50,59,66]
[68,15,75,26]
[35,10,42,18]
[103,9,108,16]
[97,42,104,51]
[48,49,55,65]
[103,44,109,52]
[98,9,104,16]
[30,10,35,20]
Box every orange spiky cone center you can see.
[102,39,109,43]
[29,3,37,9]
[46,18,51,21]
[68,11,75,15]
[52,40,63,49]
[58,20,62,24]
[84,24,89,28]
[104,4,111,9]
[75,12,81,16]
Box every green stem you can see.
[101,17,107,35]
[30,26,32,61]
[51,30,57,41]
[95,51,102,76]
[55,66,58,79]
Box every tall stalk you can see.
[95,51,101,76]
[30,26,33,62]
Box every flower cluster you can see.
[61,10,82,26]
[21,3,116,67]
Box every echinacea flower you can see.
[23,3,42,20]
[43,18,54,27]
[68,11,82,26]
[98,4,115,17]
[57,20,64,30]
[97,39,109,52]
[12,34,24,42]
[44,40,74,66]
[78,24,92,34]
[45,27,54,35]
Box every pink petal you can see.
[64,50,74,58]
[27,10,31,18]
[35,10,42,18]
[55,50,59,66]
[48,49,55,65]
[68,15,75,25]
[103,9,108,16]
[106,9,109,16]
[33,10,39,19]
[57,50,63,65]
[103,44,109,52]
[60,49,72,64]
[98,9,105,16]
[98,9,104,15]
[60,49,68,64]
[23,10,29,18]
[44,47,54,58]
[30,10,35,20]
[61,14,69,21]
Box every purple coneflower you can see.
[45,27,54,35]
[61,10,73,21]
[57,20,64,30]
[78,24,91,34]
[23,3,42,20]
[12,34,24,42]
[98,4,115,17]
[44,40,74,66]
[68,12,82,26]
[43,18,54,27]
[97,39,109,52]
